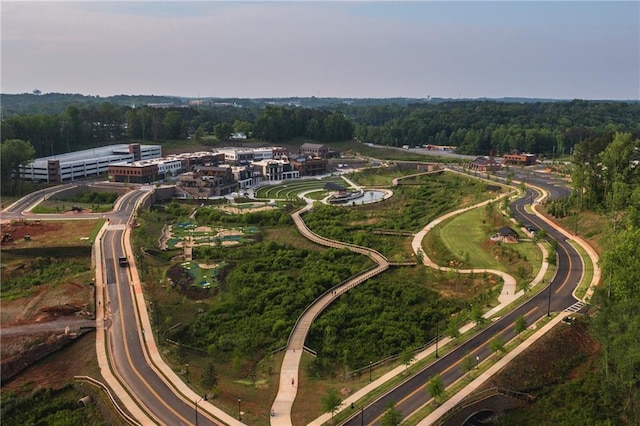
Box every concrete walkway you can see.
[411,194,521,306]
[94,191,243,426]
[309,184,552,426]
[271,193,389,425]
[417,311,570,426]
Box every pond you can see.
[330,190,387,206]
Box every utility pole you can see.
[435,321,439,359]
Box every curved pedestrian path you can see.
[411,194,521,306]
[270,194,390,426]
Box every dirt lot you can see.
[1,219,99,389]
[1,281,93,327]
[1,218,103,248]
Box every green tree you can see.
[162,111,184,139]
[214,122,233,141]
[321,388,342,420]
[489,335,506,358]
[1,139,36,195]
[399,348,414,372]
[427,374,445,406]
[201,362,218,390]
[380,402,403,426]
[446,320,461,342]
[471,304,485,327]
[514,315,527,339]
[461,353,476,381]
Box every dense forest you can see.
[345,100,640,155]
[2,94,639,160]
[527,132,640,424]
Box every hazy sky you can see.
[2,1,639,100]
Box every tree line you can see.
[343,100,640,156]
[0,103,354,158]
[3,98,638,161]
[539,131,640,423]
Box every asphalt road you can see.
[343,177,582,425]
[1,184,74,220]
[101,189,221,426]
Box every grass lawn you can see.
[425,205,543,290]
[254,177,345,200]
[349,168,429,186]
[32,199,114,214]
[438,207,503,270]
[569,240,595,300]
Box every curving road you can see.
[341,178,584,425]
[99,189,227,425]
[2,187,231,425]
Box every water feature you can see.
[330,190,387,206]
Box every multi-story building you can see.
[252,160,299,181]
[167,151,224,168]
[299,143,329,157]
[291,155,328,176]
[503,152,537,166]
[108,157,185,183]
[232,166,261,189]
[19,143,161,183]
[177,165,237,197]
[218,148,256,166]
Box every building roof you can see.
[28,144,160,167]
[498,226,518,236]
[300,143,326,150]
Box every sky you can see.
[1,1,639,100]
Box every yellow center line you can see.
[109,231,190,425]
[555,242,573,294]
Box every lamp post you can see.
[237,397,242,421]
[435,321,439,359]
[369,360,372,382]
[547,281,553,317]
[185,363,189,383]
[476,355,480,369]
[195,394,207,426]
[351,403,364,426]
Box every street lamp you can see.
[476,355,480,369]
[237,397,242,421]
[547,281,553,317]
[195,394,207,426]
[369,360,372,382]
[435,321,439,359]
[351,403,364,426]
[185,363,189,383]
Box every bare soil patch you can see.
[1,218,98,391]
[2,331,99,393]
[1,219,102,248]
[1,282,93,326]
[479,316,598,393]
[218,205,277,214]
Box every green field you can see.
[426,205,543,289]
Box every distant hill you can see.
[0,93,184,116]
[2,92,637,117]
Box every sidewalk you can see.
[411,193,521,306]
[418,312,569,426]
[122,195,244,426]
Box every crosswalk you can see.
[565,301,588,313]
